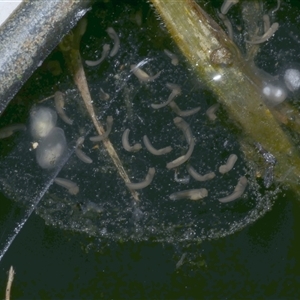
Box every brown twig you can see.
[60,19,139,201]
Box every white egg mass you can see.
[283,68,300,92]
[30,106,57,139]
[36,127,67,169]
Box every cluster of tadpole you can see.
[0,0,291,246]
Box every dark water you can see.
[0,190,300,299]
[1,0,300,298]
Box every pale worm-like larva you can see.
[219,154,238,174]
[218,13,233,40]
[166,117,194,169]
[221,0,239,14]
[130,64,161,82]
[166,139,195,169]
[76,136,85,147]
[169,188,208,200]
[173,117,193,145]
[90,116,113,142]
[30,106,57,139]
[75,136,93,163]
[206,103,220,121]
[143,135,172,155]
[0,124,26,139]
[246,23,279,44]
[54,91,73,125]
[99,87,110,101]
[126,167,155,190]
[54,177,79,195]
[168,101,200,117]
[122,128,142,152]
[75,148,93,164]
[85,44,110,67]
[151,83,181,109]
[187,166,216,181]
[219,176,248,203]
[106,27,120,57]
[271,0,280,13]
[164,49,179,66]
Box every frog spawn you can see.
[40,24,260,241]
[24,76,255,242]
[0,3,282,243]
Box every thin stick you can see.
[60,19,139,201]
[5,266,15,300]
[38,94,55,103]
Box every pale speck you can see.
[213,74,222,81]
[31,142,39,150]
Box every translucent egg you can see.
[262,83,287,106]
[283,68,300,92]
[30,106,57,139]
[36,127,67,169]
